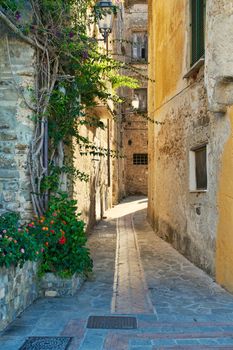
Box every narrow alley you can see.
[1,197,233,350]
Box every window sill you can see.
[183,57,205,79]
[130,60,148,64]
[189,189,207,193]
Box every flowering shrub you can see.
[27,193,93,278]
[0,213,42,268]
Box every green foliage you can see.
[0,213,42,268]
[41,165,89,192]
[0,0,24,12]
[27,193,93,277]
[109,74,139,90]
[0,196,92,277]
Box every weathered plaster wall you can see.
[148,0,230,276]
[216,107,233,292]
[0,25,35,220]
[123,114,148,195]
[73,120,112,231]
[154,0,186,106]
[149,72,229,274]
[147,0,156,222]
[204,0,233,292]
[205,0,233,113]
[124,3,148,61]
[111,1,127,205]
[122,2,148,196]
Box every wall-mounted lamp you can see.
[95,1,115,54]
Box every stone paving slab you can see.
[134,207,233,323]
[1,197,233,349]
[112,213,154,314]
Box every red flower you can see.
[50,229,55,234]
[59,236,66,245]
[45,241,49,247]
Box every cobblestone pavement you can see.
[1,197,233,349]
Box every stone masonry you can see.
[0,24,35,221]
[0,262,38,332]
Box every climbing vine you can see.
[0,0,140,215]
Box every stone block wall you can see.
[39,272,84,297]
[0,25,39,333]
[0,262,38,331]
[0,25,35,221]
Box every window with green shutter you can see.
[191,0,206,66]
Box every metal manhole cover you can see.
[19,337,72,350]
[87,316,137,329]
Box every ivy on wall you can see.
[0,0,139,215]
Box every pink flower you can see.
[41,248,44,253]
[20,248,25,254]
[8,237,13,241]
[18,228,22,232]
[3,230,7,234]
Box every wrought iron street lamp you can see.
[95,1,115,187]
[95,0,115,54]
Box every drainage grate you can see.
[87,316,137,329]
[19,337,72,350]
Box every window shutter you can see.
[137,35,141,59]
[131,32,148,61]
[191,0,205,66]
[132,33,138,59]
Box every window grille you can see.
[133,154,148,165]
[191,0,206,65]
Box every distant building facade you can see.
[148,0,233,292]
[121,0,148,196]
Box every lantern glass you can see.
[96,1,114,33]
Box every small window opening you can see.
[189,144,207,191]
[132,32,148,61]
[133,153,148,165]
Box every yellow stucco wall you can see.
[216,106,233,292]
[148,0,186,223]
[154,0,186,107]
